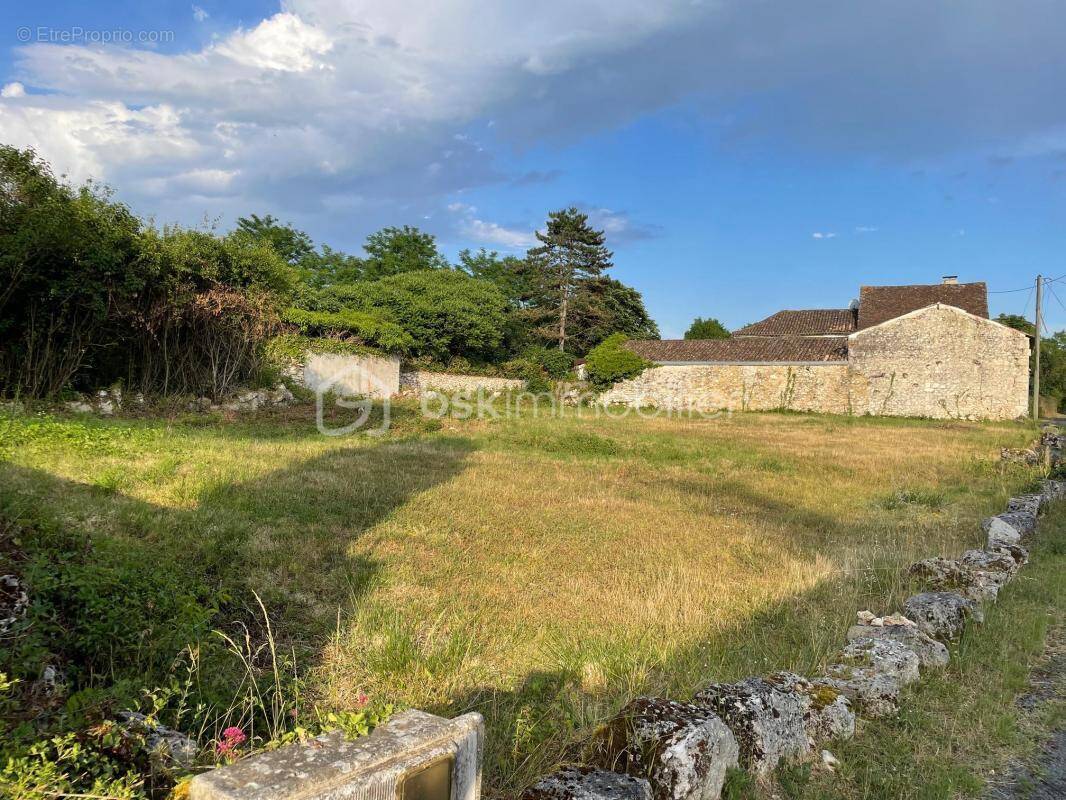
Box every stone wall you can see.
[847,304,1030,420]
[399,371,525,396]
[300,353,401,398]
[599,364,855,413]
[602,306,1030,420]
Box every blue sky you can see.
[1,1,1063,337]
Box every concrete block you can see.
[189,710,483,800]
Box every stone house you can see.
[602,278,1030,420]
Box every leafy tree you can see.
[363,225,450,279]
[995,313,1034,336]
[584,332,651,388]
[684,317,730,340]
[0,146,143,396]
[458,247,528,305]
[522,207,613,351]
[235,214,314,265]
[299,271,509,361]
[568,277,660,354]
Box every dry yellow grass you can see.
[0,404,1040,796]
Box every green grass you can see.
[0,403,1048,798]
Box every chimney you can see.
[942,275,958,285]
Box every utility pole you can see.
[1033,274,1043,420]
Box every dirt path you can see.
[985,627,1066,799]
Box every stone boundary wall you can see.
[399,371,525,396]
[599,364,853,414]
[602,307,1030,421]
[295,352,401,399]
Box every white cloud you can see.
[192,5,209,23]
[811,232,837,239]
[448,202,534,248]
[854,225,878,233]
[3,0,1066,244]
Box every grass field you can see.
[0,402,1050,798]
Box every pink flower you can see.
[356,691,369,707]
[217,726,247,756]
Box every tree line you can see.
[0,146,665,399]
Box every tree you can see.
[235,214,314,265]
[684,317,730,340]
[995,313,1034,336]
[567,277,660,354]
[298,270,509,361]
[363,225,450,278]
[522,207,613,351]
[458,247,528,305]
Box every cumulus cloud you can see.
[811,232,837,239]
[448,202,534,249]
[2,0,1065,244]
[582,207,663,242]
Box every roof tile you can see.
[857,282,988,329]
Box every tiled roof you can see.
[625,337,849,364]
[733,309,857,336]
[857,282,988,329]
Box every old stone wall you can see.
[399,371,525,396]
[300,353,401,398]
[599,364,855,413]
[602,306,1030,421]
[848,305,1029,420]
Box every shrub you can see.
[295,271,509,362]
[522,346,574,379]
[280,308,413,353]
[501,358,551,393]
[584,333,651,388]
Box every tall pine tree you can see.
[522,207,613,351]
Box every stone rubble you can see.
[1006,494,1043,516]
[522,766,653,800]
[903,591,984,641]
[117,711,199,767]
[692,676,811,776]
[816,637,922,719]
[0,574,29,634]
[764,671,855,746]
[845,621,949,669]
[908,556,1009,603]
[595,698,739,800]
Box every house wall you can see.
[847,304,1029,420]
[601,306,1030,420]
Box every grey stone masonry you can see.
[903,592,984,642]
[522,767,652,800]
[189,710,483,800]
[763,672,855,747]
[845,623,949,669]
[692,677,810,776]
[595,698,739,800]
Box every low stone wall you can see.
[299,353,401,398]
[599,364,855,413]
[603,306,1030,421]
[399,371,525,396]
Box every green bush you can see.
[501,358,551,393]
[584,333,651,388]
[295,270,509,362]
[522,346,574,379]
[280,308,413,353]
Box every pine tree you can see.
[522,207,613,351]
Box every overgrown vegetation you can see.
[0,147,664,403]
[584,332,653,387]
[0,405,1043,797]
